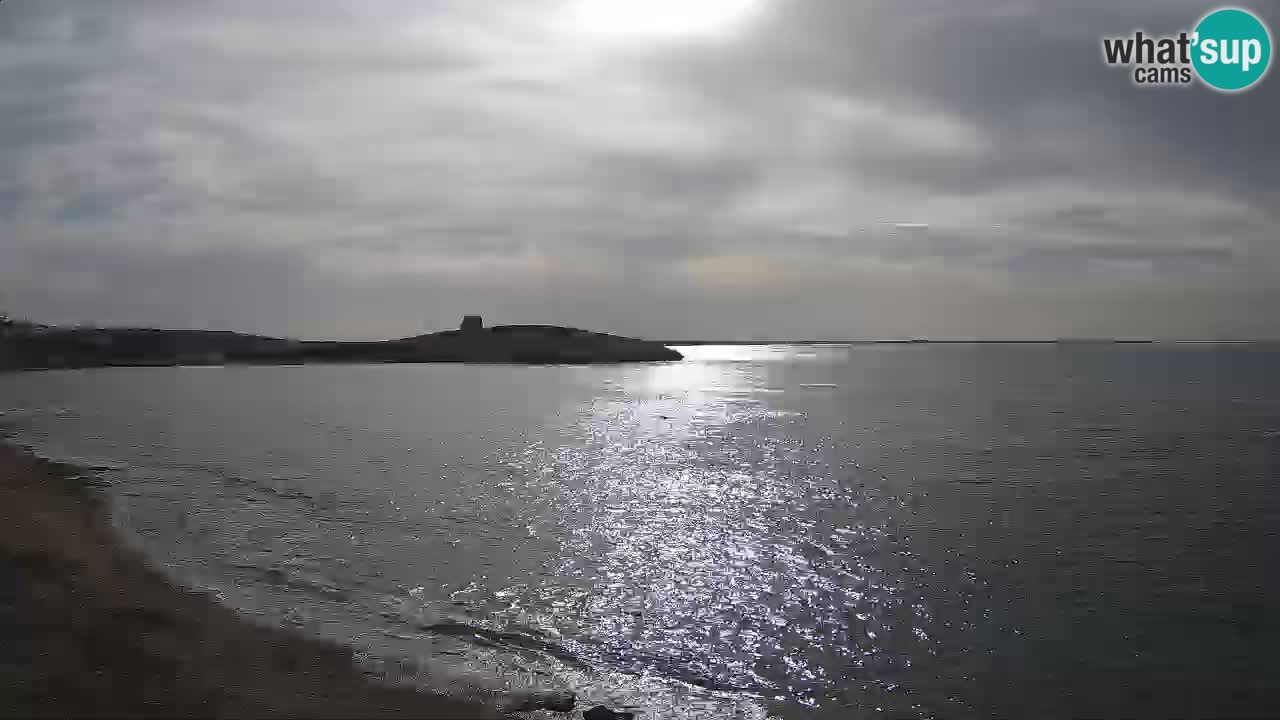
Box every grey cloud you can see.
[1,0,1277,339]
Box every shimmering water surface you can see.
[2,345,1279,718]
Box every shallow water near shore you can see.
[3,344,1280,718]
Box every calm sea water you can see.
[2,345,1278,718]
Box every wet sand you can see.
[0,441,499,718]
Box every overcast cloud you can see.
[2,0,1278,339]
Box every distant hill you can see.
[0,317,680,371]
[396,323,682,363]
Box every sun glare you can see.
[571,0,762,40]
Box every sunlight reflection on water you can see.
[479,346,941,713]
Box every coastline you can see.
[0,440,499,718]
[0,320,682,371]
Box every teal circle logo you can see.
[1192,8,1272,91]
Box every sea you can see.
[1,344,1278,719]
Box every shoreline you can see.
[0,439,500,718]
[0,321,682,371]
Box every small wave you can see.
[421,621,766,697]
[219,474,337,509]
[420,621,592,670]
[249,563,352,602]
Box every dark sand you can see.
[0,442,499,718]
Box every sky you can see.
[1,0,1278,340]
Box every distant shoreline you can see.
[0,438,498,718]
[0,319,682,371]
[663,339,1276,345]
[6,323,1277,373]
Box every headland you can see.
[0,315,682,371]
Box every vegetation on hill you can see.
[0,321,680,370]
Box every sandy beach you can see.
[0,441,499,718]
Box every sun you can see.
[571,0,762,40]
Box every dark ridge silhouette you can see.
[0,316,681,371]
